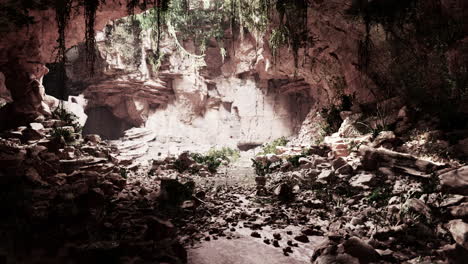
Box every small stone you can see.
[29,122,44,131]
[294,234,309,243]
[317,170,335,182]
[336,164,353,175]
[283,246,293,254]
[332,157,347,170]
[349,172,375,189]
[251,232,261,238]
[273,233,282,240]
[273,240,280,247]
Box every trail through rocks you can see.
[173,158,326,264]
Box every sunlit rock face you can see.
[57,0,467,149]
[146,75,311,147]
[6,0,464,146]
[0,0,152,126]
[61,12,313,148]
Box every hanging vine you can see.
[54,0,73,101]
[83,0,102,75]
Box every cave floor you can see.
[178,160,325,264]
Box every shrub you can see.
[53,107,83,134]
[206,147,240,163]
[189,147,240,173]
[51,127,75,143]
[258,137,289,156]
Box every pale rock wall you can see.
[146,75,311,147]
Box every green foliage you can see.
[251,159,282,177]
[166,0,226,55]
[104,18,143,70]
[368,187,391,206]
[258,137,289,156]
[320,94,356,136]
[190,147,240,173]
[349,0,467,130]
[147,51,166,72]
[51,127,74,143]
[52,107,83,134]
[269,25,289,59]
[320,105,342,135]
[286,155,302,168]
[120,168,128,179]
[285,148,312,168]
[206,147,240,162]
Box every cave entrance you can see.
[83,107,132,140]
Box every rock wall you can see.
[3,0,466,145]
[63,12,313,148]
[58,0,467,149]
[0,0,152,128]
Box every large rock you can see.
[439,166,468,195]
[359,145,439,173]
[342,237,380,263]
[447,219,468,250]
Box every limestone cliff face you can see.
[2,0,467,145]
[0,0,152,128]
[60,0,468,146]
[70,17,312,144]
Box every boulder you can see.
[447,219,468,250]
[314,254,359,264]
[342,236,380,263]
[439,166,468,195]
[360,145,439,173]
[438,243,468,264]
[404,198,432,221]
[449,202,468,219]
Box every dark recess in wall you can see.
[83,107,132,140]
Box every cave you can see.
[0,0,468,263]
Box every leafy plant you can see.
[52,107,83,134]
[368,187,392,206]
[120,168,128,179]
[269,25,289,59]
[286,149,310,168]
[320,105,342,135]
[190,147,240,173]
[252,159,271,176]
[258,137,289,156]
[51,127,74,143]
